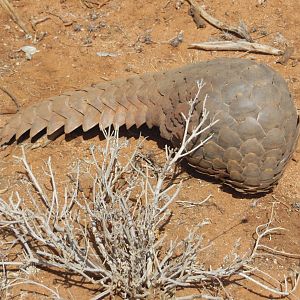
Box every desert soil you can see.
[0,0,299,299]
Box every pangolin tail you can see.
[0,75,166,145]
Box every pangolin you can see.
[0,58,299,193]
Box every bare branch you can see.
[0,0,32,36]
[186,0,253,41]
[189,40,283,55]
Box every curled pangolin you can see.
[0,58,299,193]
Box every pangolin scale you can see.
[0,58,299,193]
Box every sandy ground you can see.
[0,0,299,299]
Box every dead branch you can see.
[177,295,223,300]
[0,82,217,298]
[46,11,73,26]
[189,40,283,55]
[1,276,64,299]
[176,194,213,207]
[80,0,110,9]
[188,5,206,28]
[0,85,19,114]
[186,0,253,42]
[30,16,50,31]
[0,0,32,36]
[277,46,294,65]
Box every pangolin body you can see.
[0,58,299,193]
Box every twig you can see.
[0,188,8,194]
[176,194,212,207]
[271,195,290,209]
[90,289,111,300]
[237,272,295,296]
[98,0,112,8]
[30,16,50,31]
[0,261,23,266]
[46,11,73,26]
[177,295,223,300]
[0,85,20,112]
[80,0,110,8]
[258,244,300,259]
[189,40,283,55]
[13,146,50,208]
[0,0,32,36]
[277,46,294,65]
[188,5,206,28]
[186,0,253,42]
[4,279,64,299]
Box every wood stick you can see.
[186,0,253,42]
[0,85,19,113]
[0,0,31,36]
[189,40,283,55]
